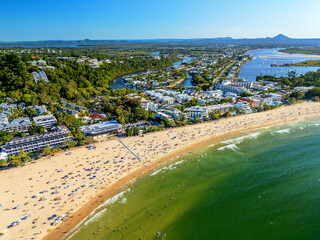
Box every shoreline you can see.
[2,102,320,240]
[277,50,320,58]
[273,53,320,58]
[44,103,320,240]
[109,57,190,90]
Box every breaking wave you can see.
[150,160,185,176]
[67,188,131,239]
[271,129,290,135]
[101,188,131,208]
[217,132,261,151]
[83,209,107,226]
[221,132,260,145]
[217,143,238,151]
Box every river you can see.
[110,49,320,90]
[239,48,320,81]
[108,57,196,90]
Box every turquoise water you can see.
[70,118,320,240]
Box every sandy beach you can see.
[272,53,320,58]
[1,102,320,240]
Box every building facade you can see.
[33,115,57,128]
[2,126,72,156]
[80,120,124,138]
[219,84,249,94]
[0,117,32,133]
[185,106,208,119]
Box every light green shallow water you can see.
[70,118,320,240]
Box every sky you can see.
[1,0,320,41]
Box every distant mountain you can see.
[1,34,320,47]
[209,37,234,40]
[272,34,290,40]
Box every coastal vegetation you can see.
[272,60,320,67]
[99,96,150,124]
[0,46,317,170]
[257,70,320,87]
[305,87,320,100]
[0,53,179,104]
[280,48,320,55]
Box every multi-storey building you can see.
[185,106,208,119]
[219,84,249,94]
[206,103,235,114]
[163,108,182,120]
[185,103,235,120]
[80,120,124,138]
[0,117,32,133]
[2,126,72,156]
[32,105,48,116]
[33,115,57,128]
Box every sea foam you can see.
[221,132,260,145]
[67,188,132,239]
[217,132,260,151]
[100,188,131,208]
[150,160,184,176]
[299,123,320,130]
[217,143,238,151]
[83,208,107,226]
[271,129,290,134]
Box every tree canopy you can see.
[257,70,320,87]
[0,53,178,105]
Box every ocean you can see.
[69,117,320,240]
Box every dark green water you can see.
[70,118,320,240]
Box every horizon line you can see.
[2,34,320,43]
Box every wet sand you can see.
[273,53,320,58]
[1,102,320,240]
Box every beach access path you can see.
[0,102,320,240]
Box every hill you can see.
[2,34,320,47]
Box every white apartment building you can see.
[163,108,182,120]
[33,115,57,128]
[203,90,223,100]
[256,95,274,105]
[175,94,192,103]
[156,112,173,120]
[185,106,208,119]
[2,126,72,156]
[206,103,235,114]
[219,84,249,94]
[141,101,158,112]
[233,101,252,112]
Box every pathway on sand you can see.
[1,102,320,240]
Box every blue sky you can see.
[1,0,319,41]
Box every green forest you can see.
[273,60,320,67]
[0,53,178,105]
[280,48,320,55]
[257,70,320,87]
